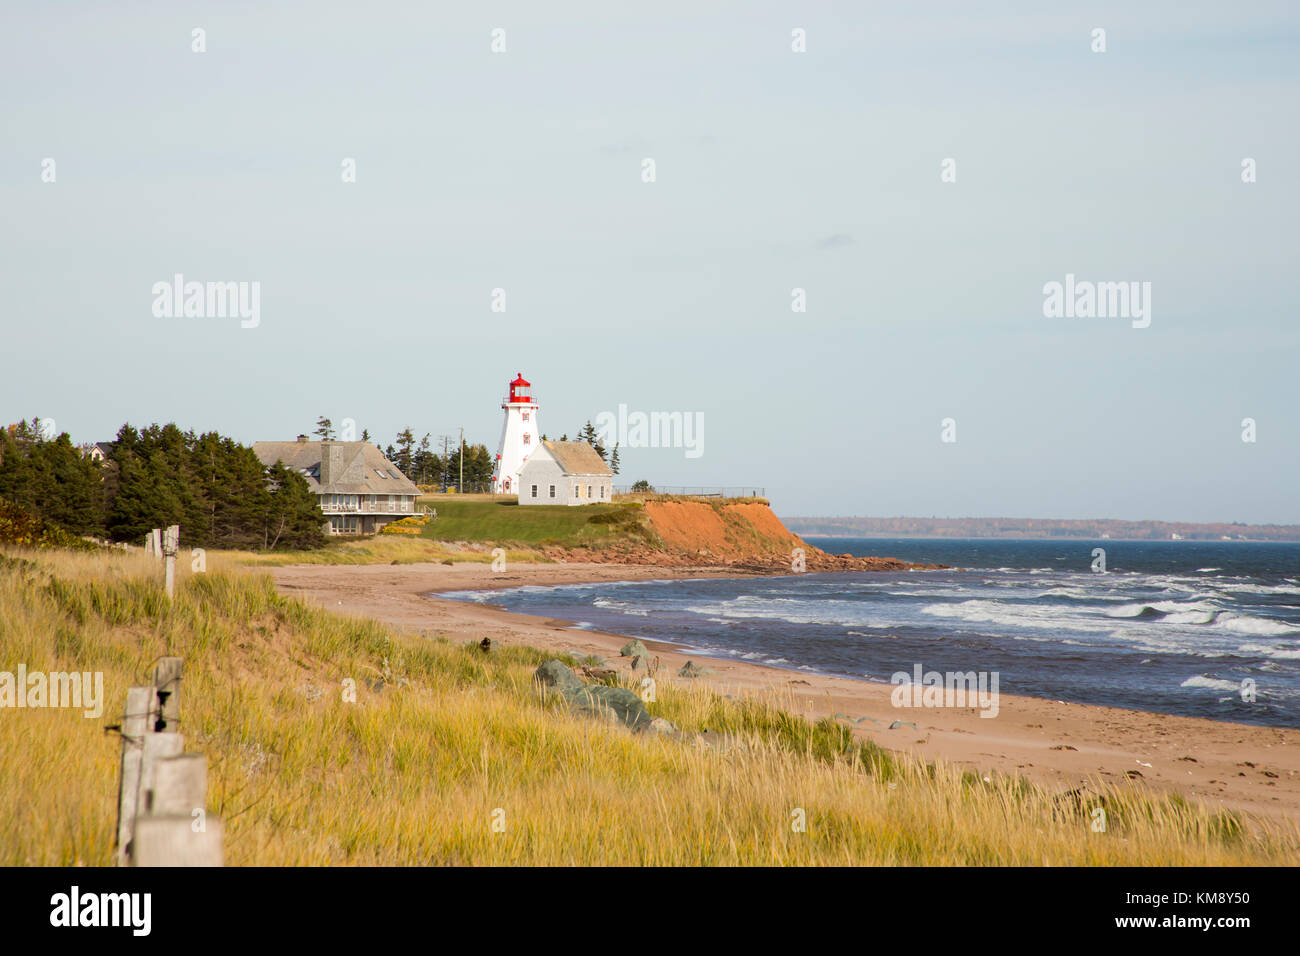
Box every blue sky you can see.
[2,1,1296,521]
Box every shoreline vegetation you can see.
[4,546,1299,866]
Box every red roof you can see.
[510,372,530,387]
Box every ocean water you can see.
[436,538,1300,727]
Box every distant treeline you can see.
[783,515,1300,542]
[0,419,324,550]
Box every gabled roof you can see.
[253,441,421,496]
[532,440,612,477]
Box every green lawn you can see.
[418,498,636,545]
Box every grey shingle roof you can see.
[253,441,421,496]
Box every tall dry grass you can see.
[1,546,1296,866]
[218,536,548,568]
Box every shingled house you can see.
[516,439,613,506]
[253,438,421,535]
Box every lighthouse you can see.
[491,372,540,495]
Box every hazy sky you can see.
[3,2,1297,522]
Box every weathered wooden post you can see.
[115,656,224,866]
[114,686,151,867]
[137,732,185,817]
[133,815,224,867]
[152,657,182,733]
[162,525,179,600]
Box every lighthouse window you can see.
[523,434,530,445]
[522,412,529,422]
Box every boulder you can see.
[568,684,653,731]
[620,640,649,658]
[630,653,651,671]
[678,661,707,678]
[533,659,653,732]
[533,659,585,695]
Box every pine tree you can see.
[609,443,620,475]
[394,427,416,476]
[264,462,324,549]
[315,417,335,440]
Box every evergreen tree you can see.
[264,463,324,549]
[609,443,620,475]
[411,433,438,485]
[315,416,335,440]
[0,424,104,536]
[394,427,416,476]
[577,421,607,461]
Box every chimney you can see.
[320,441,342,486]
[296,434,307,443]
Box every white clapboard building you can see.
[517,440,613,506]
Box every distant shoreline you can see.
[795,533,1300,543]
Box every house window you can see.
[587,484,592,499]
[549,485,555,498]
[600,485,605,499]
[530,484,538,498]
[574,484,580,498]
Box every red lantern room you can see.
[508,373,533,405]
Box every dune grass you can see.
[220,536,549,568]
[2,546,1296,866]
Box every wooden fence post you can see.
[163,524,179,600]
[152,657,182,733]
[114,686,151,867]
[137,732,185,818]
[115,656,224,866]
[133,817,224,867]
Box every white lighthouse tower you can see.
[491,372,540,495]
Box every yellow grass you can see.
[2,546,1296,866]
[217,536,549,568]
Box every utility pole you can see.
[458,426,464,493]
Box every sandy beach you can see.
[268,560,1300,823]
